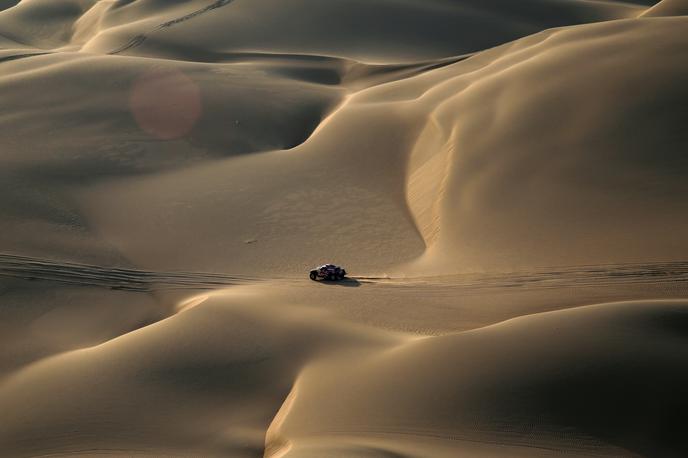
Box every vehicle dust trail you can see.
[356,260,688,292]
[3,251,688,295]
[0,253,260,292]
[108,0,234,55]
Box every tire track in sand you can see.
[108,0,234,55]
[355,260,688,291]
[3,252,688,294]
[0,253,259,292]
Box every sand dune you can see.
[1,0,687,457]
[264,284,688,457]
[405,16,688,272]
[0,288,404,457]
[0,0,648,60]
[641,0,688,16]
[269,300,688,457]
[4,288,688,456]
[69,15,687,275]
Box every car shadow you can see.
[317,278,362,287]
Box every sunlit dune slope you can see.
[2,1,688,458]
[0,290,405,457]
[0,1,681,274]
[3,291,687,457]
[268,299,688,457]
[404,16,688,272]
[71,15,688,274]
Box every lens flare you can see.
[129,68,202,140]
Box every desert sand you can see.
[1,0,687,457]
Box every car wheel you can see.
[327,274,335,281]
[309,271,317,281]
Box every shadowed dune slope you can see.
[0,0,19,12]
[0,0,648,61]
[0,51,345,265]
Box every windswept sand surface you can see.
[1,1,688,457]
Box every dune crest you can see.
[401,17,688,272]
[641,0,688,16]
[0,0,648,59]
[6,290,686,457]
[2,1,687,457]
[266,300,688,457]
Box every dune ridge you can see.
[640,0,688,16]
[266,299,688,457]
[1,0,687,457]
[401,16,688,271]
[3,291,688,457]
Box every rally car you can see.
[309,264,347,281]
